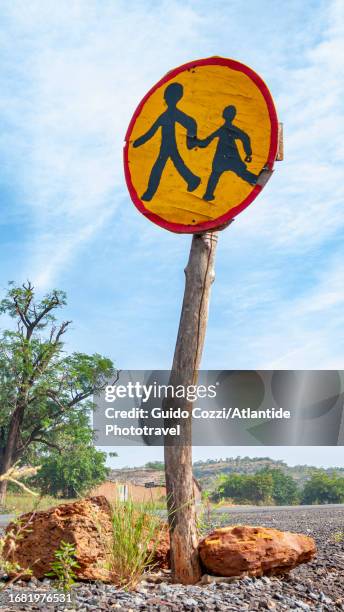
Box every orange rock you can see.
[3,496,113,581]
[149,523,170,569]
[198,525,316,577]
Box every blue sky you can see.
[1,0,343,468]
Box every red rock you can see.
[149,523,170,569]
[198,525,316,577]
[3,496,113,581]
[3,496,171,582]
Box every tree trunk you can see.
[0,478,8,505]
[0,406,24,505]
[164,231,218,584]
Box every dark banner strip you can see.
[93,370,344,446]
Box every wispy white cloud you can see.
[199,0,344,370]
[221,0,344,254]
[262,255,344,369]
[0,0,343,374]
[293,257,344,315]
[3,0,342,288]
[207,247,344,371]
[0,0,205,287]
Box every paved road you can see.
[1,503,343,528]
[214,503,344,514]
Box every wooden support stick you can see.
[164,230,218,584]
[276,122,284,161]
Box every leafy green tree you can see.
[36,445,109,498]
[32,412,111,498]
[245,472,273,504]
[212,472,273,504]
[213,473,246,502]
[0,282,116,503]
[301,471,344,504]
[259,468,299,505]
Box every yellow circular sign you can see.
[124,57,278,233]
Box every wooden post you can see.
[164,230,218,584]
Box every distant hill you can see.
[120,457,344,492]
[192,457,344,490]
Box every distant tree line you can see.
[211,468,344,506]
[144,461,165,471]
[194,456,287,466]
[301,471,344,504]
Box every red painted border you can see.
[123,57,278,234]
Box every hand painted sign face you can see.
[124,57,278,234]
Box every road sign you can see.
[124,57,278,233]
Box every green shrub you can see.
[301,471,344,504]
[46,541,79,592]
[212,468,300,506]
[258,468,299,505]
[332,531,344,543]
[212,472,274,505]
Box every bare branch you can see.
[0,464,40,497]
[13,296,31,330]
[27,321,72,386]
[30,438,61,451]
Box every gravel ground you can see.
[0,506,343,611]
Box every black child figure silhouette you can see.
[195,105,259,201]
[133,82,201,201]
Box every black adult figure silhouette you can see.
[133,82,201,201]
[195,105,258,201]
